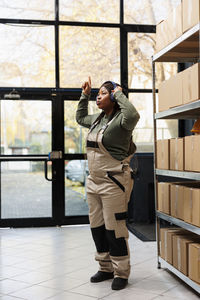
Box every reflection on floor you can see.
[0,225,199,299]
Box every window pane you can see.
[60,0,119,23]
[156,119,178,140]
[65,159,89,216]
[0,0,54,20]
[124,0,181,25]
[1,100,51,155]
[129,93,178,152]
[128,33,177,89]
[64,100,99,154]
[1,161,52,218]
[60,27,120,88]
[0,25,55,87]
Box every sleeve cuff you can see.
[81,91,90,99]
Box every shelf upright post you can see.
[152,58,161,269]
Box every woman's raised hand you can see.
[112,85,122,94]
[82,76,91,95]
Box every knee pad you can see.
[106,230,128,256]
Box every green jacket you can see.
[76,90,140,161]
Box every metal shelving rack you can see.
[152,22,200,294]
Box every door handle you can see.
[44,151,63,181]
[44,159,52,181]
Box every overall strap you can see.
[101,111,121,134]
[89,112,105,133]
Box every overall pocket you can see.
[107,171,125,192]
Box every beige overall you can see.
[86,114,134,279]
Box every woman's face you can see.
[96,86,114,112]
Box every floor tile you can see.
[153,296,177,300]
[162,284,200,299]
[0,279,31,294]
[0,267,28,280]
[146,269,183,285]
[100,287,157,300]
[10,285,61,300]
[0,295,22,300]
[66,265,99,281]
[11,271,57,285]
[70,281,114,298]
[0,296,25,300]
[47,291,98,300]
[39,275,88,290]
[130,278,178,294]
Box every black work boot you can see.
[90,271,114,283]
[111,277,128,290]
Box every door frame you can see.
[0,89,89,227]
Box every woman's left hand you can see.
[112,86,122,94]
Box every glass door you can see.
[64,100,99,218]
[0,98,57,226]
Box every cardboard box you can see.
[183,187,194,224]
[184,136,193,171]
[182,63,200,105]
[160,228,188,264]
[183,0,200,33]
[160,228,169,260]
[160,228,181,261]
[173,235,186,272]
[156,139,170,169]
[156,20,168,53]
[184,135,200,172]
[183,187,200,227]
[170,184,184,220]
[158,72,182,112]
[192,189,200,227]
[170,138,184,171]
[170,182,200,222]
[189,243,200,284]
[156,4,182,52]
[166,229,187,264]
[157,182,171,214]
[173,235,199,275]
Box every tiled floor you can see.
[0,225,199,299]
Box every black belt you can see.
[86,141,99,148]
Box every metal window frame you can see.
[0,0,156,228]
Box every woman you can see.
[76,77,140,290]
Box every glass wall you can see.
[1,161,52,218]
[64,101,99,154]
[64,100,99,216]
[124,0,181,25]
[1,100,51,155]
[60,27,120,88]
[60,0,119,23]
[0,0,55,20]
[128,31,178,152]
[0,25,55,87]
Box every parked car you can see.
[65,160,89,185]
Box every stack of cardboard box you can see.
[160,228,200,284]
[158,63,200,112]
[156,0,200,53]
[156,0,200,113]
[157,135,200,172]
[157,182,200,227]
